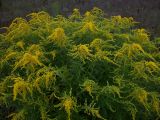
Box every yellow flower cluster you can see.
[48,28,67,47]
[13,77,31,101]
[82,80,96,97]
[145,61,159,73]
[131,88,148,107]
[90,38,103,51]
[63,97,74,120]
[82,22,98,32]
[13,53,43,71]
[134,29,149,42]
[6,18,31,41]
[69,44,93,63]
[115,43,145,58]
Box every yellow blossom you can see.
[69,44,93,63]
[48,28,67,47]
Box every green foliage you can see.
[0,7,160,120]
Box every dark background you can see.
[0,0,160,36]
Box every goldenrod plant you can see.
[0,7,160,120]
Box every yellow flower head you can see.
[69,8,81,20]
[134,29,149,42]
[90,38,103,51]
[62,97,75,120]
[70,44,93,63]
[13,53,43,71]
[6,18,31,41]
[84,11,95,22]
[131,88,148,107]
[48,28,67,47]
[28,44,43,57]
[82,22,97,32]
[116,43,145,59]
[145,61,159,73]
[131,43,144,53]
[13,77,31,101]
[28,11,52,26]
[63,97,74,112]
[45,71,56,88]
[82,80,96,97]
[35,67,56,91]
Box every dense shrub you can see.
[0,8,160,120]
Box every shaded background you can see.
[0,0,160,36]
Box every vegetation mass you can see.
[0,8,160,120]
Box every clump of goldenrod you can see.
[0,7,160,120]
